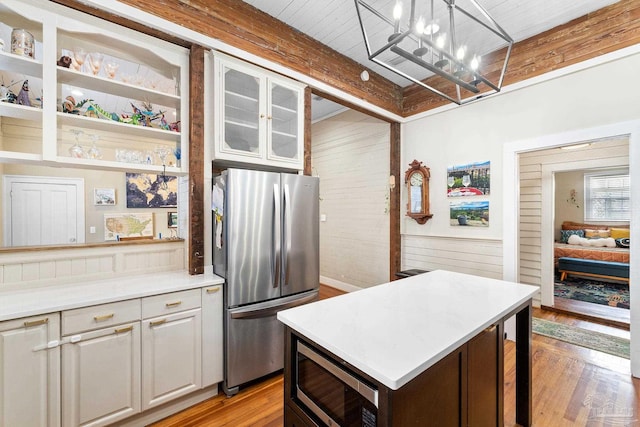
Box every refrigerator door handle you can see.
[273,183,281,289]
[283,183,292,287]
[230,292,318,319]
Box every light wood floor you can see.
[151,285,639,427]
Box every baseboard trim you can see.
[117,384,219,426]
[319,276,362,293]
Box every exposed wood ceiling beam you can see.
[56,0,640,118]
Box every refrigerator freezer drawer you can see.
[224,290,318,393]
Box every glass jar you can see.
[11,29,34,59]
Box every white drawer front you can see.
[142,289,201,319]
[62,299,141,335]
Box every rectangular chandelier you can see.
[354,0,513,105]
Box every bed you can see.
[554,221,630,266]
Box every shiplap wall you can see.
[402,235,503,279]
[312,109,389,289]
[518,138,629,292]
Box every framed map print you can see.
[126,173,177,208]
[104,213,153,240]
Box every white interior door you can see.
[3,176,85,247]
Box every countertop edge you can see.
[0,271,225,322]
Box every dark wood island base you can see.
[283,300,532,427]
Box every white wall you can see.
[402,51,640,277]
[402,50,640,375]
[312,109,390,290]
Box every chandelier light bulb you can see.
[436,33,446,49]
[424,22,439,35]
[415,16,425,34]
[470,55,480,70]
[456,45,466,60]
[393,2,402,21]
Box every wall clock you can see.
[405,159,433,224]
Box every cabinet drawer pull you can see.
[114,326,133,334]
[150,319,167,327]
[165,301,182,308]
[24,318,48,328]
[94,313,115,322]
[206,287,220,294]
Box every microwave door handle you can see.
[283,183,291,287]
[273,183,281,289]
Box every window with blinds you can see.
[584,170,630,221]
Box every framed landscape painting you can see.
[450,200,489,227]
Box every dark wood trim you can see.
[402,0,640,115]
[389,122,401,281]
[188,45,206,275]
[303,87,312,176]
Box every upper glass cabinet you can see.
[212,52,304,171]
[0,0,189,174]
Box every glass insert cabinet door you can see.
[269,81,299,161]
[222,65,262,156]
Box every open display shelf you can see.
[0,0,189,174]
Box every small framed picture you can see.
[94,188,116,206]
[168,211,178,228]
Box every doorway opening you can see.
[518,138,630,328]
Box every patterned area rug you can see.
[554,275,629,309]
[532,318,630,359]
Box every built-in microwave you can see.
[294,340,378,427]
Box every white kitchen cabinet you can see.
[212,52,304,170]
[0,314,60,427]
[201,285,223,387]
[61,301,141,427]
[142,290,202,410]
[0,0,189,174]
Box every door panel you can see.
[280,173,319,297]
[226,169,280,307]
[6,177,83,247]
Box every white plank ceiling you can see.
[244,0,620,87]
[243,0,620,119]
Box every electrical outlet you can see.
[89,226,96,234]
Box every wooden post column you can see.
[390,122,401,281]
[189,45,206,274]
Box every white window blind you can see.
[584,171,630,221]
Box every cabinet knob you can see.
[260,113,265,119]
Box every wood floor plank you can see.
[151,286,639,427]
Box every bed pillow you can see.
[584,229,610,239]
[616,238,630,248]
[560,229,584,243]
[610,228,630,239]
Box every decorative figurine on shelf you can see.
[130,101,164,127]
[16,80,31,106]
[57,55,72,68]
[0,78,19,103]
[62,95,81,114]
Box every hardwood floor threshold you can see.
[541,300,630,331]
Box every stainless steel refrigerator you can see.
[213,168,319,396]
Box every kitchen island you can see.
[277,270,538,426]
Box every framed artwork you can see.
[168,212,178,228]
[93,188,116,205]
[104,213,153,240]
[447,161,490,197]
[126,173,177,208]
[450,200,489,227]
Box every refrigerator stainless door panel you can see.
[280,173,319,297]
[226,169,281,307]
[224,290,319,394]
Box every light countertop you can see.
[0,270,224,321]
[277,270,538,390]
